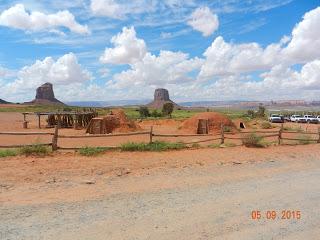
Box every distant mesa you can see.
[27,83,64,105]
[147,88,181,109]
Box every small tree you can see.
[162,102,174,118]
[139,106,150,118]
[256,105,266,118]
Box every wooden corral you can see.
[22,111,97,129]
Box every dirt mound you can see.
[179,112,236,134]
[86,109,141,134]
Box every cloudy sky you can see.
[0,0,319,102]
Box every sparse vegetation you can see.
[78,147,110,156]
[224,143,237,147]
[208,143,221,148]
[19,144,50,156]
[242,133,266,148]
[283,126,303,132]
[120,141,186,152]
[0,149,18,158]
[260,121,273,129]
[191,143,201,148]
[243,105,266,119]
[297,135,313,145]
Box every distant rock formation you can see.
[28,83,64,105]
[0,98,11,104]
[147,88,181,109]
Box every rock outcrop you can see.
[0,99,11,104]
[147,88,181,109]
[28,83,64,105]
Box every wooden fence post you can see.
[37,114,41,129]
[220,124,225,145]
[149,126,153,144]
[57,114,61,129]
[318,127,320,144]
[278,124,283,145]
[52,125,59,151]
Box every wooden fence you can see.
[1,124,320,151]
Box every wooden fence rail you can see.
[1,125,320,151]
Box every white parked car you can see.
[269,114,284,123]
[290,115,307,123]
[304,115,318,124]
[317,116,320,123]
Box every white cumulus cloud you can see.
[282,6,320,63]
[110,51,203,88]
[187,7,219,37]
[3,53,92,99]
[0,4,90,35]
[100,26,147,64]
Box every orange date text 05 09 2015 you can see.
[251,210,301,220]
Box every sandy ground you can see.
[1,145,320,239]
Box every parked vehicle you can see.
[290,115,305,122]
[317,116,320,123]
[304,115,318,124]
[269,114,284,123]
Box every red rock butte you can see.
[27,83,64,105]
[147,88,181,109]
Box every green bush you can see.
[121,141,186,152]
[242,133,266,148]
[79,147,109,156]
[19,144,49,156]
[151,110,163,118]
[138,106,150,118]
[162,102,174,117]
[0,149,18,158]
[260,122,272,129]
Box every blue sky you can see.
[0,0,320,102]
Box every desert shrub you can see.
[297,135,312,145]
[138,106,150,118]
[208,143,221,148]
[242,133,266,148]
[19,144,49,156]
[151,110,163,118]
[191,143,201,148]
[261,122,272,129]
[79,147,109,156]
[0,149,18,158]
[162,102,174,117]
[224,143,237,147]
[121,141,186,152]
